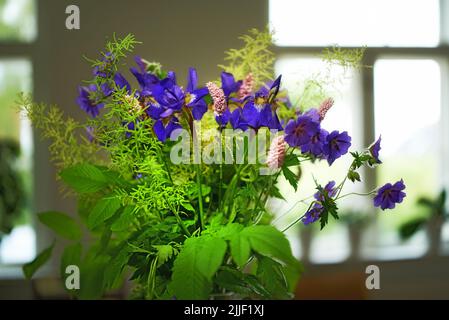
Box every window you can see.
[0,0,36,271]
[269,0,440,47]
[269,0,449,263]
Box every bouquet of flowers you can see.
[20,29,405,300]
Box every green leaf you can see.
[216,223,244,240]
[242,225,297,265]
[38,211,82,241]
[399,217,427,240]
[23,244,54,279]
[60,164,109,193]
[269,185,286,201]
[282,167,298,191]
[284,153,300,167]
[347,170,361,183]
[170,236,227,299]
[153,245,175,266]
[103,246,129,289]
[87,194,122,230]
[110,206,135,232]
[214,267,273,298]
[229,233,251,267]
[256,256,291,299]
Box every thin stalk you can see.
[195,164,205,230]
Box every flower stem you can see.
[195,164,205,231]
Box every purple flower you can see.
[221,72,242,98]
[242,75,283,130]
[369,135,382,164]
[185,68,208,120]
[302,181,337,225]
[374,179,406,210]
[150,75,185,119]
[314,181,337,201]
[153,117,182,142]
[284,114,320,148]
[302,204,323,225]
[130,56,160,97]
[230,108,248,131]
[114,72,131,93]
[323,131,351,165]
[93,52,114,78]
[301,128,329,157]
[76,84,105,118]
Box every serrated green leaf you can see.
[87,194,122,229]
[284,153,300,167]
[60,164,109,193]
[170,236,227,299]
[229,233,251,267]
[242,225,297,265]
[153,245,175,266]
[216,223,244,240]
[282,167,298,191]
[347,170,361,183]
[23,244,54,279]
[38,211,82,241]
[257,256,291,299]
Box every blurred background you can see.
[0,0,449,299]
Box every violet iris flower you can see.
[77,84,111,118]
[93,52,114,78]
[185,67,209,120]
[242,75,283,130]
[215,72,242,127]
[153,117,182,142]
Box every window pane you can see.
[271,56,363,263]
[269,0,440,47]
[367,58,441,259]
[0,0,36,42]
[0,59,35,265]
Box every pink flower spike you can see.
[318,97,334,121]
[238,73,255,99]
[267,135,287,170]
[206,82,227,116]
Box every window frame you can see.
[0,1,37,275]
[269,1,449,264]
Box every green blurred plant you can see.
[0,139,25,238]
[399,190,447,240]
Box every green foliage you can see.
[60,164,110,194]
[18,94,100,171]
[170,236,227,299]
[87,193,121,229]
[38,211,82,241]
[282,166,298,191]
[23,244,54,279]
[320,46,368,72]
[399,189,447,240]
[17,30,374,300]
[0,139,25,236]
[219,28,275,87]
[399,217,428,240]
